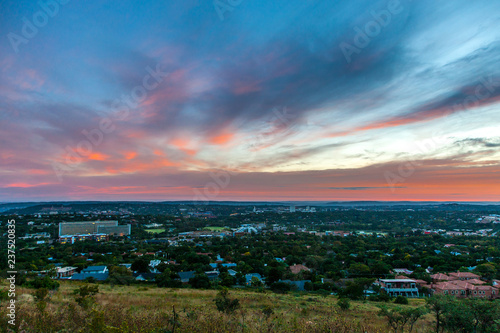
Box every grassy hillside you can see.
[0,280,437,332]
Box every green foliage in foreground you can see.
[337,298,351,311]
[426,295,500,333]
[73,284,100,309]
[214,288,240,314]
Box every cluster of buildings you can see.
[58,221,131,244]
[53,266,109,281]
[47,256,315,290]
[378,271,499,299]
[476,215,500,223]
[288,206,316,213]
[412,227,497,237]
[429,272,499,299]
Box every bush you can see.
[394,295,408,305]
[0,289,8,301]
[33,288,49,301]
[156,270,182,288]
[368,293,392,302]
[27,276,59,290]
[74,284,99,309]
[214,288,240,314]
[315,289,331,297]
[338,298,350,311]
[189,274,211,289]
[262,305,274,318]
[250,276,263,287]
[270,282,292,294]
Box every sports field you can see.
[203,226,228,231]
[145,228,166,233]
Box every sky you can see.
[0,0,499,202]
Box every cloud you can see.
[328,186,407,190]
[456,138,500,148]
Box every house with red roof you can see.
[289,264,310,274]
[448,272,480,281]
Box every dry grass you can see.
[0,281,435,332]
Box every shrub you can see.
[315,289,331,297]
[262,305,274,318]
[270,282,292,294]
[74,284,99,309]
[0,289,8,301]
[338,298,351,311]
[214,288,240,314]
[26,276,59,290]
[156,270,182,288]
[107,265,135,286]
[189,274,211,289]
[368,293,392,302]
[394,295,409,305]
[250,276,263,287]
[85,277,96,283]
[33,288,49,301]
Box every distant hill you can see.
[1,200,499,215]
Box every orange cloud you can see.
[210,132,234,145]
[153,149,164,156]
[5,183,51,188]
[170,138,197,156]
[124,151,137,160]
[104,156,180,175]
[88,153,109,161]
[27,169,51,175]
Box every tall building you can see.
[289,205,296,213]
[59,221,131,244]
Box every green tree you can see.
[218,272,235,287]
[378,306,426,333]
[348,263,370,277]
[467,298,500,333]
[131,258,150,273]
[156,269,182,288]
[107,265,135,286]
[189,273,211,289]
[270,282,292,294]
[440,298,473,333]
[426,295,452,333]
[28,276,59,290]
[251,276,263,287]
[339,278,374,300]
[214,288,240,314]
[475,263,497,280]
[266,267,283,285]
